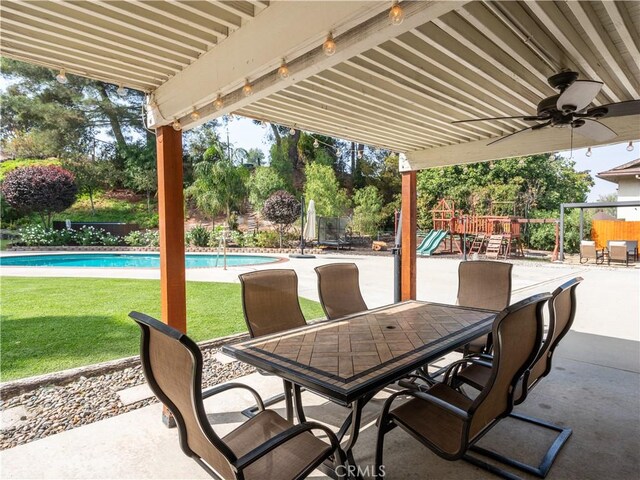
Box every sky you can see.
[220,116,638,202]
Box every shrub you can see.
[254,230,280,248]
[186,225,210,247]
[17,225,122,246]
[263,191,301,248]
[352,185,385,236]
[1,165,78,228]
[124,230,159,247]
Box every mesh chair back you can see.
[527,277,582,389]
[239,270,306,338]
[468,293,548,439]
[457,261,512,311]
[130,312,236,480]
[315,263,368,320]
[580,241,596,258]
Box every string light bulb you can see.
[357,150,363,159]
[289,127,296,135]
[389,1,405,25]
[323,33,336,56]
[172,119,182,131]
[585,147,592,157]
[190,109,201,121]
[242,79,253,97]
[214,95,224,110]
[313,139,319,148]
[627,141,634,152]
[116,84,127,97]
[277,60,290,79]
[55,68,68,84]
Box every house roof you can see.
[1,1,639,170]
[596,158,640,184]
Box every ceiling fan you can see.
[452,70,640,146]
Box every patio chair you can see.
[608,241,633,266]
[315,263,368,320]
[457,260,513,354]
[239,269,307,419]
[375,293,548,479]
[453,277,583,477]
[579,241,604,264]
[129,312,346,480]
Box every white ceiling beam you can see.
[64,1,211,54]
[2,30,168,82]
[155,0,467,128]
[1,5,192,67]
[202,1,251,23]
[128,1,229,39]
[290,80,456,146]
[1,39,160,85]
[269,88,431,147]
[602,1,640,72]
[565,1,638,98]
[171,2,241,32]
[306,71,477,144]
[6,1,199,62]
[524,0,624,103]
[376,37,533,127]
[403,115,640,170]
[339,58,498,139]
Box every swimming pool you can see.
[0,253,280,268]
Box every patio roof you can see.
[1,1,638,169]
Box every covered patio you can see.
[1,1,639,479]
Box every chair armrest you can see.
[233,421,343,471]
[443,358,492,385]
[412,391,471,420]
[201,383,265,412]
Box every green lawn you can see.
[1,277,325,381]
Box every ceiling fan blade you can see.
[575,119,617,142]
[589,99,640,118]
[452,115,541,124]
[556,80,603,112]
[486,120,552,146]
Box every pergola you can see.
[2,1,639,333]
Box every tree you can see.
[416,154,593,229]
[245,148,265,167]
[61,158,111,215]
[119,142,157,214]
[352,186,385,236]
[1,58,147,159]
[247,167,288,212]
[187,159,248,225]
[262,190,301,248]
[1,165,77,228]
[303,163,350,217]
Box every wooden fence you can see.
[591,220,640,249]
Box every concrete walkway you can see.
[1,252,639,478]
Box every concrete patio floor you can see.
[1,254,639,478]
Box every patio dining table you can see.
[222,300,497,467]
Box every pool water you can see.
[0,253,279,268]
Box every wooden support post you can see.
[156,126,186,332]
[156,126,186,428]
[401,171,417,301]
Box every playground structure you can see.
[418,199,560,260]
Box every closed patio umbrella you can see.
[303,199,316,241]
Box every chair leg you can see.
[465,412,572,478]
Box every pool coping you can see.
[4,246,324,254]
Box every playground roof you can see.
[1,1,638,170]
[597,158,640,183]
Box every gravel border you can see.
[0,342,255,451]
